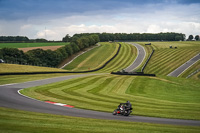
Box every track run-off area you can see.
[0,74,199,126]
[0,42,200,128]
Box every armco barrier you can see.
[111,71,156,76]
[141,46,154,72]
[0,43,122,75]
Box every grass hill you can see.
[137,41,200,77]
[64,42,118,71]
[0,63,66,73]
[64,42,137,73]
[1,41,200,132]
[21,74,200,120]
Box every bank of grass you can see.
[138,41,200,50]
[64,42,117,71]
[137,41,200,76]
[0,73,74,85]
[0,107,199,133]
[98,42,137,72]
[0,63,67,73]
[0,42,69,48]
[180,60,200,80]
[21,74,200,120]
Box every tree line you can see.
[67,32,186,42]
[0,34,99,67]
[0,36,50,43]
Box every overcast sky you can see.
[0,0,199,40]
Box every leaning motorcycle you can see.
[112,103,132,116]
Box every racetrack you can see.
[124,43,146,72]
[168,53,200,77]
[0,74,200,126]
[0,43,200,127]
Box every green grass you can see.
[180,60,200,79]
[64,42,137,73]
[0,42,69,48]
[0,63,66,73]
[0,73,75,85]
[137,41,200,76]
[138,41,200,50]
[1,107,200,133]
[21,74,200,120]
[98,42,137,72]
[64,42,118,71]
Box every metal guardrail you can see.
[141,46,154,72]
[186,69,200,78]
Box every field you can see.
[98,42,137,72]
[18,45,63,52]
[64,42,118,71]
[64,42,137,72]
[1,41,200,132]
[0,42,69,48]
[1,108,199,133]
[21,74,200,120]
[137,41,200,76]
[0,63,66,73]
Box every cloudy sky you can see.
[0,0,199,40]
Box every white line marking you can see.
[0,83,17,87]
[54,103,67,106]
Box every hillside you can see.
[64,42,137,73]
[0,63,66,73]
[137,41,200,77]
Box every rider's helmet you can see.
[127,101,130,103]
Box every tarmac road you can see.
[0,74,200,126]
[168,53,200,77]
[124,43,146,72]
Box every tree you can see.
[195,35,199,41]
[175,35,182,41]
[70,42,80,53]
[62,34,71,42]
[188,35,194,40]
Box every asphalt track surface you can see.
[124,43,146,72]
[0,43,200,126]
[168,53,200,77]
[1,74,200,126]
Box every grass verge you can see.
[137,41,200,76]
[0,107,199,133]
[63,42,117,71]
[0,73,74,85]
[21,74,200,120]
[0,63,67,74]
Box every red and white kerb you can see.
[45,101,74,108]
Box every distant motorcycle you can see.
[112,103,132,116]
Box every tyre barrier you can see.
[0,43,122,76]
[111,71,156,77]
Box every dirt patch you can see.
[19,46,64,52]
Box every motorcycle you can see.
[112,103,132,116]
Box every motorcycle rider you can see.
[125,101,132,110]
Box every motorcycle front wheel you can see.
[112,110,117,115]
